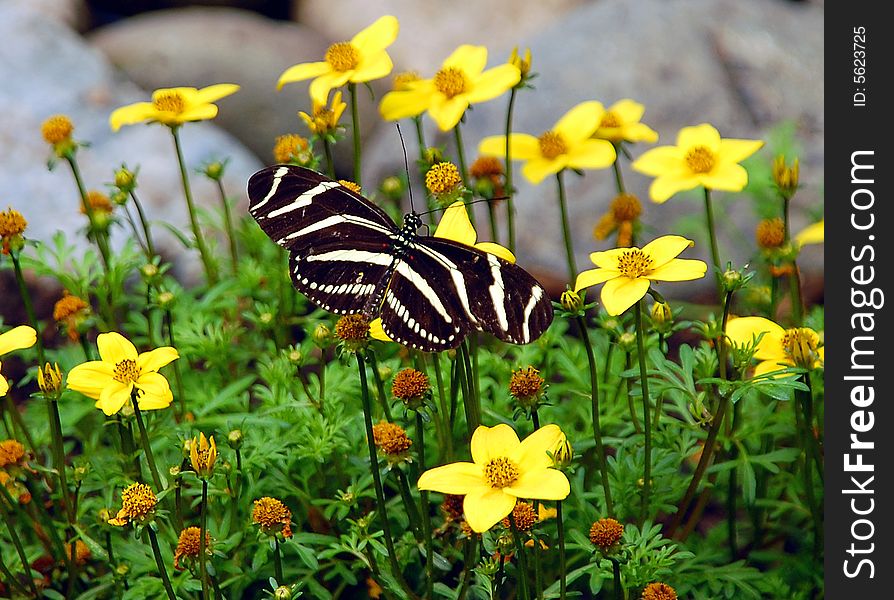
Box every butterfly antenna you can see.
[395,122,417,214]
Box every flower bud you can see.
[227,429,244,450]
[312,323,331,347]
[37,362,64,398]
[114,167,137,192]
[560,289,583,313]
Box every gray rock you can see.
[362,0,824,299]
[0,3,262,279]
[88,7,372,174]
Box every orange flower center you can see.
[325,42,360,72]
[113,359,140,384]
[425,162,463,195]
[599,111,622,129]
[616,248,653,278]
[153,91,186,114]
[434,67,468,99]
[483,456,520,488]
[685,145,716,173]
[538,131,567,160]
[782,327,819,367]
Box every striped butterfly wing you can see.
[248,165,398,315]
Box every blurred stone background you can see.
[1,0,823,304]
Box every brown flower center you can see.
[610,193,642,222]
[600,111,622,129]
[434,67,468,99]
[325,42,360,72]
[641,582,678,600]
[0,208,27,238]
[334,314,370,342]
[113,359,140,384]
[391,368,431,401]
[153,91,186,114]
[685,145,716,174]
[782,327,820,367]
[616,248,653,279]
[589,517,624,549]
[509,367,545,400]
[502,501,538,531]
[483,457,520,488]
[372,421,413,455]
[538,131,567,160]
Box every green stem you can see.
[171,126,218,284]
[623,352,641,434]
[1,505,39,597]
[702,187,723,297]
[200,479,210,600]
[322,136,335,179]
[612,149,627,194]
[65,155,112,270]
[504,88,518,254]
[367,351,393,420]
[131,393,164,493]
[145,527,178,600]
[129,190,156,257]
[610,558,623,600]
[508,512,530,600]
[487,200,500,247]
[349,83,362,187]
[576,315,613,514]
[796,376,823,558]
[273,537,284,584]
[457,342,480,433]
[633,302,652,521]
[557,501,567,600]
[555,171,577,281]
[10,252,45,366]
[123,204,151,259]
[0,549,30,598]
[395,468,423,539]
[214,178,239,275]
[164,309,187,419]
[453,121,473,226]
[417,412,435,599]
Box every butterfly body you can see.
[248,165,553,352]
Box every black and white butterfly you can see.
[247,165,553,352]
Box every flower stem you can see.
[557,501,567,600]
[145,526,178,600]
[508,512,531,600]
[575,315,614,514]
[200,479,210,600]
[273,537,284,584]
[65,155,112,271]
[634,301,652,521]
[433,353,453,461]
[366,351,393,420]
[214,178,239,275]
[129,190,156,257]
[610,558,623,600]
[348,83,362,187]
[612,149,626,194]
[795,375,823,558]
[457,342,480,433]
[0,549,30,598]
[322,136,336,179]
[417,412,435,599]
[171,126,218,284]
[163,309,187,419]
[702,187,722,296]
[555,171,577,281]
[1,505,40,598]
[10,251,45,365]
[453,121,473,226]
[131,393,164,493]
[504,88,518,254]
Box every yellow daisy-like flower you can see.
[725,316,824,378]
[278,15,399,105]
[189,432,217,479]
[574,235,707,315]
[478,101,616,185]
[109,84,240,132]
[299,91,347,137]
[417,423,570,532]
[380,45,521,132]
[631,123,763,203]
[0,326,37,397]
[108,482,157,527]
[592,99,658,144]
[67,332,179,416]
[794,220,824,247]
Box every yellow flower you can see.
[725,316,824,378]
[417,423,570,532]
[67,332,179,415]
[252,497,293,538]
[434,201,515,263]
[592,99,658,144]
[174,526,213,570]
[41,114,74,145]
[478,101,616,185]
[574,235,707,315]
[0,439,26,468]
[795,220,824,247]
[109,84,240,131]
[380,45,521,131]
[641,582,678,600]
[278,16,399,104]
[299,91,347,137]
[108,482,157,527]
[631,123,763,203]
[190,433,217,479]
[0,326,37,397]
[0,207,28,254]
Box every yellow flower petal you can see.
[795,220,824,246]
[725,317,786,361]
[470,424,520,465]
[0,326,37,356]
[511,424,564,472]
[574,268,619,292]
[478,133,541,161]
[369,318,394,342]
[521,157,565,185]
[0,372,8,397]
[622,122,659,143]
[697,162,749,193]
[434,201,477,246]
[565,138,617,170]
[504,468,570,501]
[277,61,330,90]
[66,361,115,400]
[443,45,488,75]
[630,146,686,177]
[194,83,240,104]
[648,173,701,203]
[588,248,627,269]
[475,242,516,264]
[109,102,158,132]
[417,462,486,495]
[600,277,651,315]
[353,51,394,83]
[717,138,764,164]
[134,372,173,410]
[97,332,138,363]
[641,235,694,269]
[463,486,517,533]
[428,95,470,131]
[350,15,399,55]
[380,85,435,121]
[309,71,353,106]
[465,64,521,104]
[553,101,604,144]
[609,99,645,124]
[646,258,707,282]
[176,104,218,124]
[677,123,721,153]
[136,347,179,373]
[96,380,133,416]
